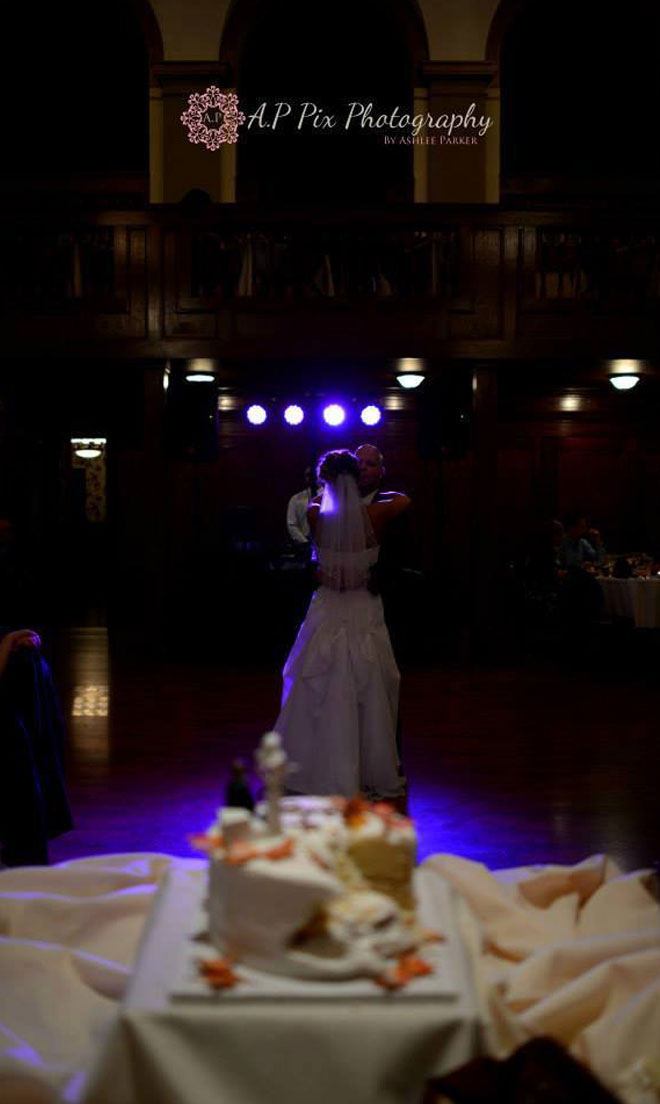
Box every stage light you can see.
[246,404,268,425]
[284,404,305,426]
[395,357,426,390]
[360,404,382,426]
[322,403,346,427]
[72,437,106,459]
[608,359,641,390]
[610,375,639,391]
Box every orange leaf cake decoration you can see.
[343,796,370,827]
[188,832,223,854]
[198,957,241,990]
[374,953,434,991]
[263,837,295,861]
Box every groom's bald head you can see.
[356,444,385,494]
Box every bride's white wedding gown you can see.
[274,545,404,798]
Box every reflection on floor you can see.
[48,628,659,870]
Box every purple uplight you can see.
[246,404,267,426]
[322,403,346,427]
[360,404,382,426]
[284,404,305,426]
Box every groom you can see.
[356,444,412,776]
[356,444,411,646]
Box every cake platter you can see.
[168,865,464,1002]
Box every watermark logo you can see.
[180,95,493,150]
[180,87,246,150]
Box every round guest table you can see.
[598,576,660,629]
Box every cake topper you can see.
[255,731,295,836]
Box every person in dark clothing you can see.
[356,444,416,660]
[0,629,73,867]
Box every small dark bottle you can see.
[225,759,255,811]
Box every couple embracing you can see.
[274,445,410,800]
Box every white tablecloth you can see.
[1,853,659,1104]
[83,866,482,1104]
[598,577,660,628]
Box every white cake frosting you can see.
[197,796,421,980]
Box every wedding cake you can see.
[191,735,431,985]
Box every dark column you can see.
[468,363,499,659]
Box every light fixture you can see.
[610,375,640,391]
[322,403,346,427]
[163,368,170,392]
[360,404,382,426]
[246,404,268,425]
[398,374,425,390]
[284,404,305,426]
[608,359,642,391]
[559,394,582,412]
[395,357,426,390]
[185,358,218,383]
[72,437,106,459]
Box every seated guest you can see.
[586,525,607,565]
[558,513,599,570]
[0,629,73,867]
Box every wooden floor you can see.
[48,627,659,871]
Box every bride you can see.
[273,449,410,798]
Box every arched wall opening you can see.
[220,0,429,203]
[488,0,660,192]
[3,0,153,175]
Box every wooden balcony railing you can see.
[1,205,658,357]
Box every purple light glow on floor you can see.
[46,634,659,872]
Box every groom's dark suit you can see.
[366,489,415,770]
[366,489,412,663]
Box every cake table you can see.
[83,863,483,1104]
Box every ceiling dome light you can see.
[609,375,640,391]
[72,437,106,460]
[608,359,642,391]
[185,358,218,383]
[246,404,268,425]
[395,357,426,390]
[396,373,425,390]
